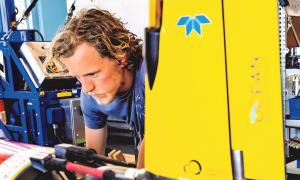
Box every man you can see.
[50,8,145,168]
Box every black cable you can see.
[32,29,45,41]
[55,145,136,168]
[65,1,76,24]
[15,0,39,27]
[23,0,39,18]
[91,154,136,167]
[15,7,19,15]
[8,8,18,30]
[279,0,289,7]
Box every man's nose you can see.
[80,77,95,93]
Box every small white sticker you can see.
[250,101,259,124]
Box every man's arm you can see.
[85,125,107,155]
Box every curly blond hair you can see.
[50,8,142,71]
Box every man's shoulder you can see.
[134,58,146,86]
[132,58,145,109]
[135,58,146,76]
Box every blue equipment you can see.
[0,0,84,146]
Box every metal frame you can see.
[0,0,81,146]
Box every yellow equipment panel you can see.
[223,0,285,179]
[145,0,232,179]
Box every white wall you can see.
[66,0,149,40]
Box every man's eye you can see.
[88,73,98,78]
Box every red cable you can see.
[65,162,104,178]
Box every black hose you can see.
[23,0,39,18]
[32,29,45,42]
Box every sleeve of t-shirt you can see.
[80,91,108,129]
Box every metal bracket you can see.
[232,150,245,180]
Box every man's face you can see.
[61,42,125,105]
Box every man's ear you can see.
[117,50,127,68]
[118,57,127,68]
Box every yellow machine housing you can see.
[145,0,285,179]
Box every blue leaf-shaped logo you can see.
[177,14,211,36]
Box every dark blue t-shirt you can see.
[80,59,145,143]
